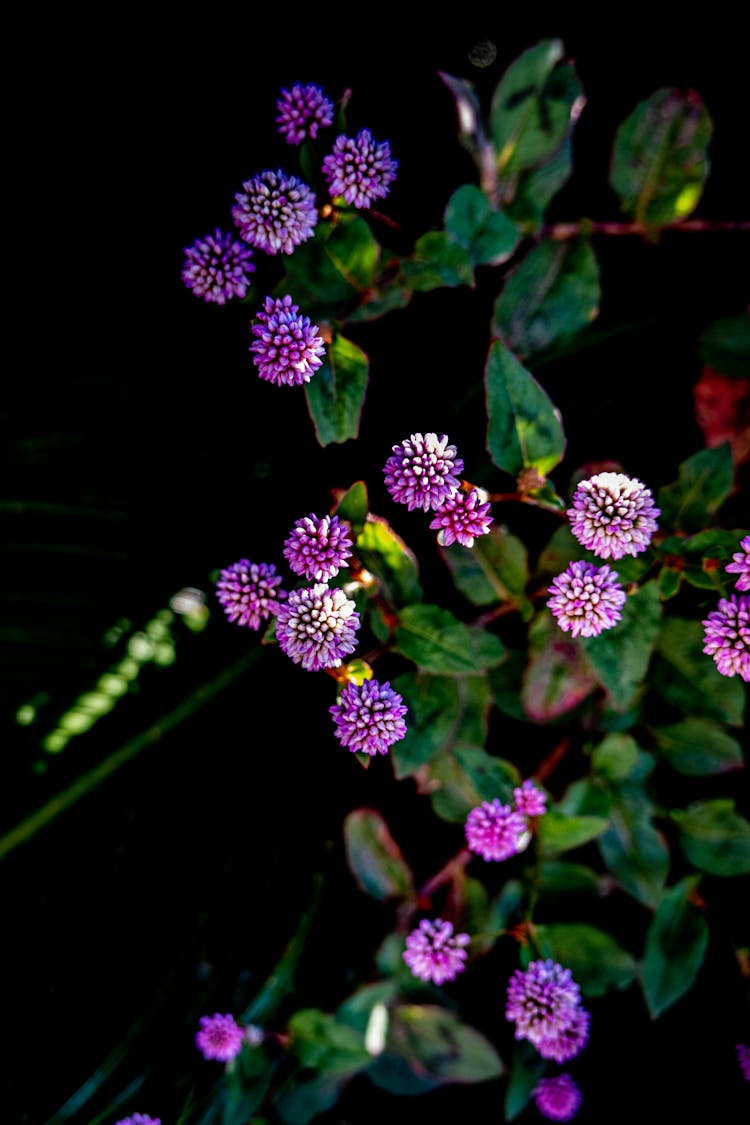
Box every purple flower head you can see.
[114,1117,160,1125]
[250,295,326,387]
[329,678,408,755]
[430,487,493,548]
[403,917,470,985]
[276,83,334,144]
[506,959,589,1063]
[182,228,255,305]
[465,799,530,862]
[195,1013,244,1062]
[231,169,318,255]
[384,433,464,513]
[726,535,750,592]
[702,594,750,681]
[322,128,398,209]
[513,779,548,818]
[216,560,286,630]
[276,583,360,672]
[283,512,353,581]
[533,1074,583,1121]
[568,471,660,559]
[737,1043,750,1082]
[547,560,626,638]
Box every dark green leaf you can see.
[444,184,519,266]
[222,1046,273,1125]
[538,860,601,896]
[345,280,412,324]
[591,733,641,782]
[657,443,734,533]
[336,981,399,1035]
[390,673,463,776]
[584,580,662,711]
[400,231,475,291]
[323,215,380,289]
[651,717,744,776]
[332,480,369,538]
[355,514,422,607]
[598,786,670,907]
[276,1074,348,1125]
[288,1008,371,1075]
[670,799,750,876]
[698,314,750,378]
[509,140,573,229]
[485,340,566,477]
[642,875,709,1018]
[488,651,531,722]
[394,604,497,675]
[537,810,609,855]
[305,334,369,446]
[428,743,520,822]
[652,617,745,726]
[535,523,580,579]
[379,1004,504,1086]
[522,611,599,722]
[343,809,415,902]
[440,524,530,611]
[504,1040,546,1121]
[539,921,636,996]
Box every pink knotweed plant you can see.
[276,83,334,144]
[384,432,464,512]
[215,559,286,630]
[114,1116,161,1125]
[195,1013,244,1062]
[329,678,408,755]
[568,471,660,559]
[533,1073,583,1121]
[322,128,398,209]
[250,294,326,387]
[506,959,590,1063]
[283,512,354,581]
[231,169,318,255]
[403,917,470,985]
[726,535,750,591]
[547,560,626,638]
[275,584,360,672]
[430,486,493,547]
[465,799,530,861]
[702,594,749,681]
[513,779,548,818]
[181,228,255,305]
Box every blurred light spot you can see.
[60,710,95,734]
[153,643,176,667]
[77,691,115,716]
[170,587,206,615]
[102,618,132,647]
[117,658,141,681]
[16,704,36,726]
[97,673,129,697]
[468,39,497,67]
[365,1002,389,1056]
[128,633,154,661]
[43,731,70,754]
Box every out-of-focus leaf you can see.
[488,650,531,722]
[693,365,750,468]
[400,231,475,291]
[522,611,599,722]
[538,859,601,897]
[535,523,580,579]
[440,524,531,611]
[428,743,520,822]
[394,604,500,675]
[278,223,359,313]
[288,1009,371,1075]
[609,87,713,228]
[222,1045,273,1125]
[355,514,422,607]
[641,875,709,1018]
[651,717,744,775]
[343,809,415,902]
[591,732,641,782]
[584,581,662,711]
[657,443,734,533]
[390,672,463,775]
[698,315,750,379]
[323,215,381,288]
[444,183,519,265]
[485,340,566,477]
[493,238,600,358]
[504,1039,546,1121]
[336,981,399,1034]
[439,70,492,166]
[537,810,609,855]
[332,480,369,538]
[658,565,682,598]
[539,921,636,996]
[651,617,745,726]
[558,776,613,818]
[670,799,750,876]
[466,624,507,670]
[276,1073,349,1125]
[305,334,369,446]
[598,785,670,907]
[509,140,573,229]
[346,277,413,324]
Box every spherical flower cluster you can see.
[231,169,318,255]
[430,487,493,548]
[250,295,326,387]
[276,584,360,672]
[702,594,749,681]
[329,678,408,755]
[114,1116,160,1125]
[384,433,464,513]
[181,228,255,305]
[195,1013,244,1062]
[737,1042,750,1082]
[547,560,626,638]
[216,559,286,630]
[533,1073,583,1121]
[322,128,398,209]
[513,779,548,818]
[465,799,530,861]
[568,471,660,559]
[506,959,590,1063]
[403,917,470,985]
[283,513,353,581]
[276,83,334,144]
[726,535,750,591]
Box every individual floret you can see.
[402,918,470,985]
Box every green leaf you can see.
[539,922,636,996]
[276,1074,348,1125]
[322,215,380,289]
[522,611,599,722]
[427,743,520,822]
[305,334,369,446]
[345,280,412,324]
[400,231,475,291]
[488,650,532,722]
[343,809,415,902]
[598,786,670,907]
[222,1045,273,1125]
[641,875,709,1018]
[288,1009,371,1075]
[509,140,573,228]
[583,580,662,711]
[537,810,609,855]
[698,314,750,379]
[657,444,734,532]
[355,515,422,607]
[444,183,519,266]
[332,480,369,538]
[278,223,359,314]
[372,1004,504,1089]
[591,733,641,782]
[485,340,566,477]
[652,617,745,726]
[538,860,601,897]
[336,981,399,1035]
[394,604,498,675]
[440,524,530,611]
[651,717,744,776]
[390,673,463,776]
[504,1040,546,1122]
[493,238,600,358]
[670,799,750,876]
[609,87,713,228]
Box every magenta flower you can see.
[231,169,318,255]
[737,1043,750,1082]
[250,295,326,387]
[322,128,398,209]
[114,1117,160,1125]
[430,487,493,547]
[276,83,334,144]
[533,1073,583,1121]
[506,959,590,1063]
[216,560,286,630]
[568,471,660,559]
[403,918,470,985]
[726,535,750,591]
[465,799,530,861]
[276,584,360,672]
[547,560,626,638]
[283,513,353,581]
[384,433,464,513]
[702,594,750,681]
[195,1013,244,1062]
[513,779,547,818]
[181,228,255,305]
[329,678,408,755]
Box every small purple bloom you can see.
[737,1043,750,1082]
[232,169,318,255]
[465,799,529,862]
[216,560,286,630]
[329,678,408,756]
[430,487,493,547]
[276,83,334,144]
[547,560,626,638]
[114,1116,160,1125]
[568,471,660,559]
[250,295,326,387]
[283,513,353,581]
[322,128,398,209]
[276,584,360,672]
[513,779,548,818]
[726,535,750,591]
[506,959,589,1063]
[182,228,255,305]
[384,433,464,513]
[195,1013,244,1062]
[533,1073,583,1121]
[702,594,750,681]
[403,917,470,985]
